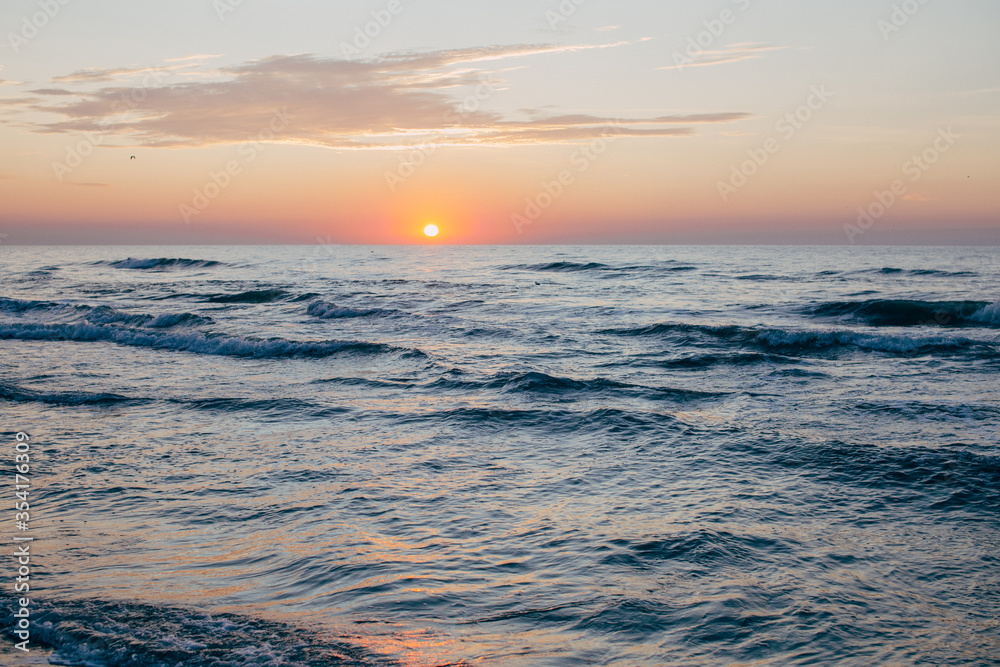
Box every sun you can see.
[423,224,440,238]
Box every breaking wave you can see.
[101,258,224,270]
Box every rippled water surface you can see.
[1,245,998,666]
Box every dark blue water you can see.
[1,246,998,666]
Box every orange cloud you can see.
[8,46,749,150]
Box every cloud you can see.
[8,45,749,150]
[52,66,161,84]
[49,55,225,84]
[163,54,224,63]
[27,88,78,95]
[660,43,787,71]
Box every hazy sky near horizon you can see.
[1,0,998,244]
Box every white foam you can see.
[971,297,1000,325]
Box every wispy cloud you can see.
[7,44,749,150]
[660,43,786,71]
[163,54,224,63]
[50,56,221,84]
[26,88,78,96]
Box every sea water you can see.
[1,245,998,666]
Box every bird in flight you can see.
[130,156,136,160]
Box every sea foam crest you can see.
[971,297,1000,325]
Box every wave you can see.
[501,261,697,274]
[84,305,212,328]
[853,400,1000,421]
[395,406,683,437]
[863,267,977,278]
[739,439,1000,511]
[735,274,795,281]
[807,299,998,327]
[973,298,1000,325]
[0,297,81,315]
[101,257,224,270]
[602,528,792,570]
[0,384,142,407]
[204,289,288,304]
[909,269,977,277]
[424,371,729,402]
[503,261,613,272]
[0,383,350,419]
[307,300,403,319]
[147,312,213,328]
[1,594,381,666]
[646,352,803,369]
[1,297,213,329]
[182,397,350,419]
[0,322,405,359]
[602,322,998,357]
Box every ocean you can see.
[1,245,998,666]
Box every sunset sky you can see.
[1,0,998,244]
